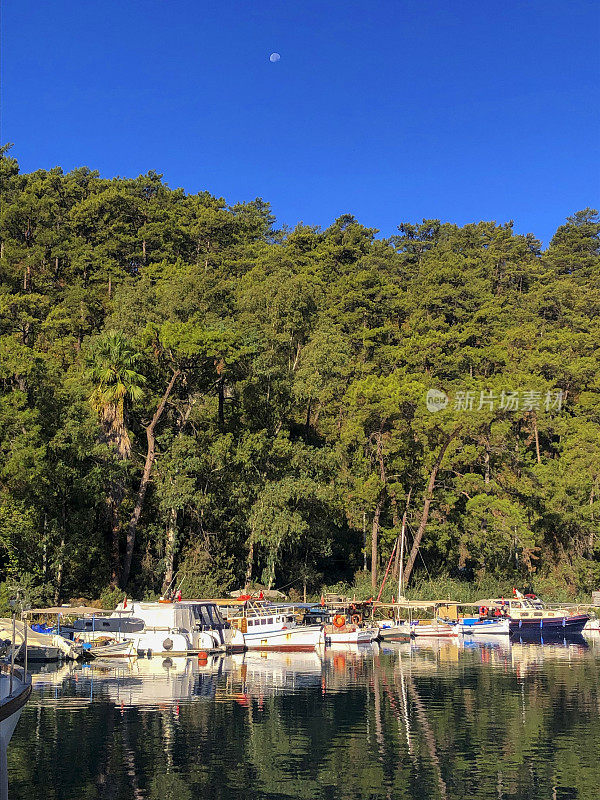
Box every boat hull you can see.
[460,618,509,635]
[411,621,458,638]
[509,614,589,635]
[376,623,412,641]
[243,625,324,651]
[325,627,377,645]
[88,640,137,658]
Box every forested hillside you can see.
[1,147,599,605]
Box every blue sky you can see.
[2,0,599,245]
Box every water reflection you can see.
[8,634,600,800]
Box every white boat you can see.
[325,625,377,645]
[87,640,137,658]
[226,603,324,650]
[105,600,245,656]
[459,617,509,635]
[0,619,80,662]
[410,620,458,638]
[375,620,412,641]
[584,617,599,632]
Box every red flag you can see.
[320,594,325,607]
[258,590,264,600]
[123,595,127,609]
[176,590,182,602]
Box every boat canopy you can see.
[28,606,113,616]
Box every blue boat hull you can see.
[508,614,589,635]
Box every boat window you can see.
[247,620,253,626]
[261,619,266,625]
[513,602,522,608]
[267,618,273,624]
[191,606,212,626]
[102,621,110,627]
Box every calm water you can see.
[8,634,600,800]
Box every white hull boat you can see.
[225,603,324,651]
[88,640,137,658]
[103,601,245,656]
[325,626,377,645]
[584,618,599,632]
[243,625,324,651]
[0,619,81,661]
[459,617,509,635]
[410,620,458,638]
[375,621,412,640]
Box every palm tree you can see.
[86,331,145,584]
[86,331,145,458]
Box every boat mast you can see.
[398,518,405,601]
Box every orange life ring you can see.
[351,614,361,625]
[333,615,346,629]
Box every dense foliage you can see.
[1,146,599,603]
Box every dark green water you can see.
[8,635,600,800]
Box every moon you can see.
[269,53,280,63]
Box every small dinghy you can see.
[86,640,137,658]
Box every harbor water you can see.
[8,634,600,800]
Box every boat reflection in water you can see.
[12,636,599,800]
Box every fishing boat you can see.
[481,593,589,635]
[225,602,324,651]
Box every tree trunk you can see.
[484,425,491,484]
[532,412,541,464]
[371,432,387,592]
[109,492,122,588]
[244,537,254,590]
[218,376,225,425]
[120,370,180,588]
[403,427,462,587]
[371,494,384,592]
[162,507,178,595]
[589,483,596,556]
[54,532,65,605]
[392,488,412,585]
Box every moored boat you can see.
[226,602,324,651]
[85,639,137,658]
[459,617,510,635]
[107,600,245,656]
[478,593,589,636]
[375,620,412,641]
[410,619,458,638]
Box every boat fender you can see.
[333,615,346,629]
[163,638,173,651]
[351,614,361,626]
